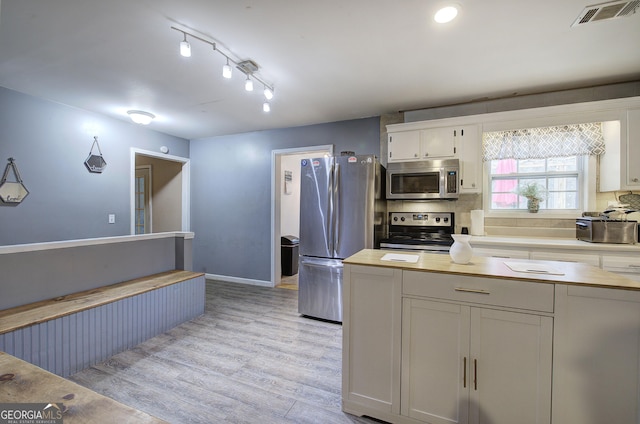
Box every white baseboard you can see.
[205,273,274,288]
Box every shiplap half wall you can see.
[0,277,205,377]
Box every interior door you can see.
[134,166,152,234]
[299,156,333,258]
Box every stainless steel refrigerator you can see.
[298,154,385,322]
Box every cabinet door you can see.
[469,308,552,424]
[342,265,402,417]
[388,131,420,162]
[421,127,456,158]
[458,125,481,193]
[627,109,640,187]
[554,286,640,424]
[402,298,471,424]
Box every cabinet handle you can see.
[455,287,490,295]
[463,357,467,388]
[628,265,640,268]
[474,359,478,390]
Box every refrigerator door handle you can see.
[333,161,341,257]
[328,160,335,256]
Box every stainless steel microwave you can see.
[386,159,459,200]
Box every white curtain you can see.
[482,122,605,161]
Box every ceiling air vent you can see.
[572,0,640,26]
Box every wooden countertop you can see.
[344,249,640,290]
[0,352,168,423]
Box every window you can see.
[489,157,580,211]
[483,122,605,213]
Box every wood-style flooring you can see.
[68,279,383,424]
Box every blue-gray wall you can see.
[0,87,189,245]
[190,118,380,282]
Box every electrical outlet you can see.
[108,214,115,224]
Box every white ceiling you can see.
[1,0,639,140]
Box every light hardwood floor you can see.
[68,279,383,424]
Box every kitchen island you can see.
[342,249,640,424]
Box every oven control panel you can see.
[389,212,453,227]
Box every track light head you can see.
[179,33,191,57]
[245,76,254,92]
[263,86,274,100]
[222,58,232,79]
[263,101,271,112]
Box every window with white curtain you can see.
[483,122,605,212]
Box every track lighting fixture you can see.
[263,86,274,100]
[171,26,274,113]
[244,76,254,92]
[222,58,232,79]
[179,33,191,57]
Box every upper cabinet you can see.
[387,123,481,194]
[456,125,481,194]
[387,128,456,162]
[599,109,640,192]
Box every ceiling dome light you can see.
[434,5,459,23]
[127,110,155,125]
[245,76,254,92]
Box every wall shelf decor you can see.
[0,157,29,204]
[85,136,107,173]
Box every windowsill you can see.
[484,210,583,219]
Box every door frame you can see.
[271,145,333,287]
[130,148,191,234]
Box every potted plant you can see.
[516,182,547,213]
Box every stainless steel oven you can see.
[380,212,455,253]
[386,159,459,200]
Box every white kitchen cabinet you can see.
[387,130,421,161]
[402,291,553,424]
[387,126,457,162]
[342,264,402,419]
[456,125,481,193]
[553,285,640,424]
[600,110,640,191]
[421,127,457,159]
[601,254,640,282]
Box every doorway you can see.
[271,145,333,287]
[130,148,191,234]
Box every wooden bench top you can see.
[0,351,168,423]
[0,270,204,335]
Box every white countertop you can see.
[468,235,640,253]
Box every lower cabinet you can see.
[342,264,402,419]
[402,298,553,424]
[553,285,640,424]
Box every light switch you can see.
[108,214,115,224]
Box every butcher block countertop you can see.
[0,352,168,423]
[344,249,640,291]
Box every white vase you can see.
[450,234,473,264]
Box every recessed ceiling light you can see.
[434,5,459,23]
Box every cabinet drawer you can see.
[473,247,530,259]
[403,270,554,312]
[530,251,600,267]
[602,255,640,275]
